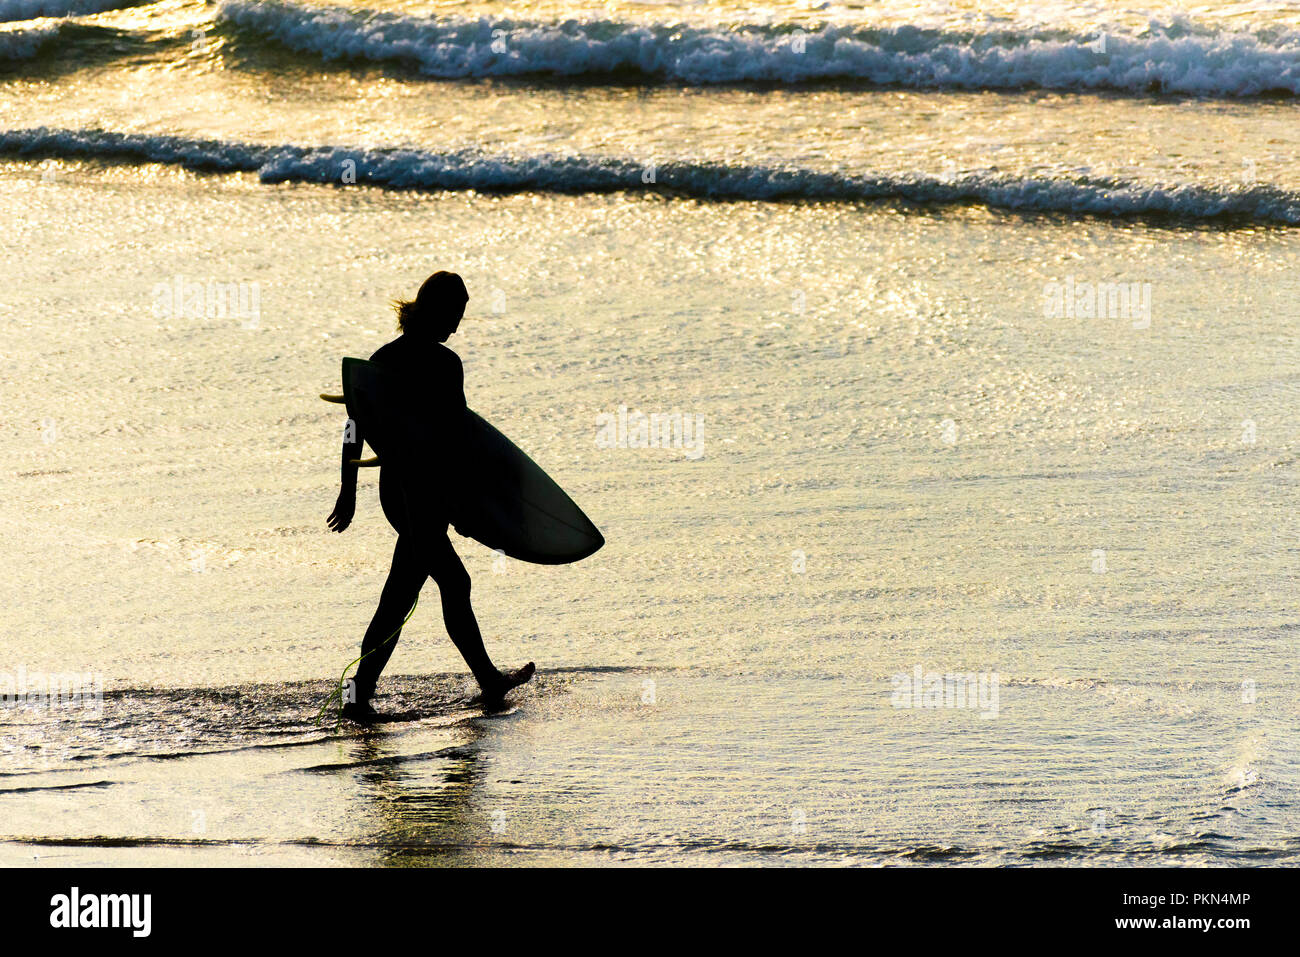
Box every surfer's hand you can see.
[327,491,355,532]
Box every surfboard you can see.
[334,357,604,565]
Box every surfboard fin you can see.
[350,456,380,467]
[320,393,346,404]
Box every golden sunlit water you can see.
[1,0,1298,866]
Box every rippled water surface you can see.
[1,0,1298,865]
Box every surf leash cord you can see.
[315,597,419,727]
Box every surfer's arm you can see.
[327,418,363,532]
[340,416,364,486]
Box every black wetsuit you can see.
[350,335,496,701]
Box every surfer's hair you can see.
[393,271,469,333]
[391,298,421,332]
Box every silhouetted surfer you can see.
[327,271,535,719]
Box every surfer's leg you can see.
[352,535,426,705]
[422,532,502,688]
[422,533,536,698]
[398,480,534,699]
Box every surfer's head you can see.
[393,271,469,342]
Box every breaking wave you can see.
[3,126,1298,224]
[217,1,1300,96]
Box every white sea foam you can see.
[3,126,1298,224]
[0,0,136,21]
[0,21,60,58]
[217,0,1300,96]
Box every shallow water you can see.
[2,0,1298,866]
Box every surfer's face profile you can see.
[407,297,465,343]
[433,297,466,342]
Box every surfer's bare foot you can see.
[341,699,380,723]
[481,662,535,703]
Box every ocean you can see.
[1,0,1297,866]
